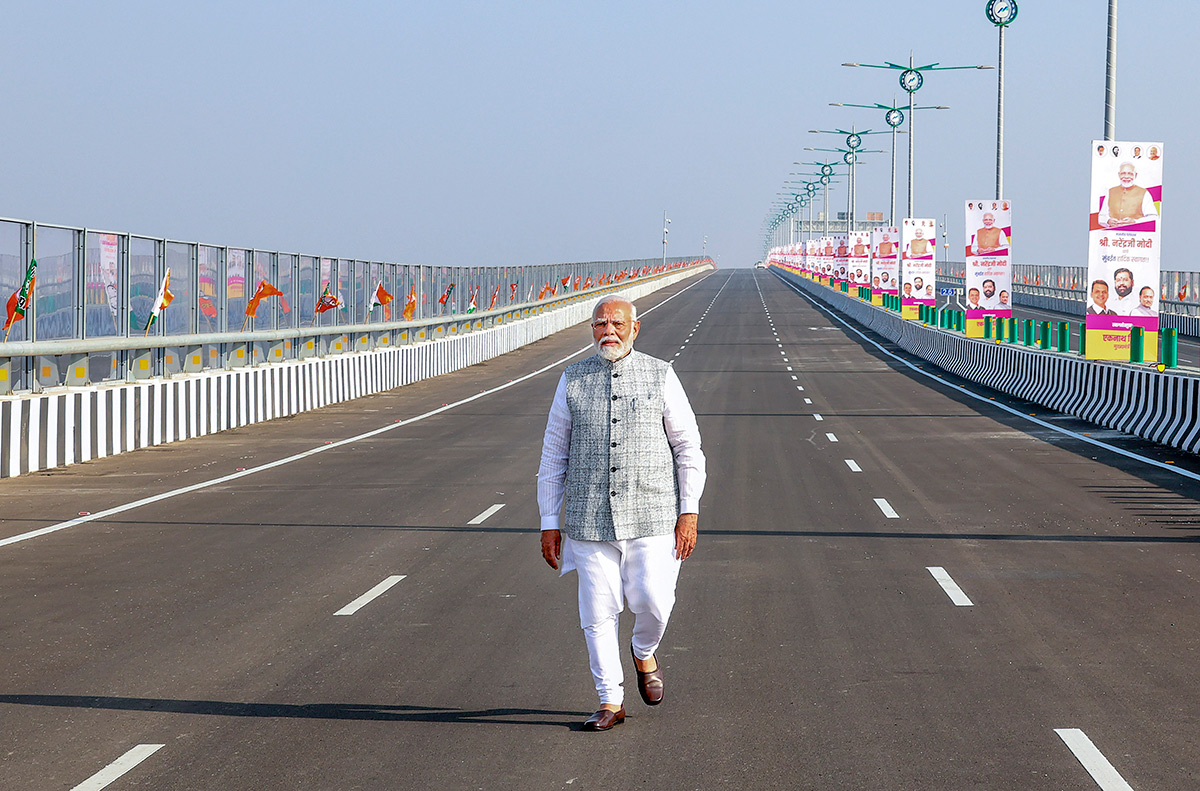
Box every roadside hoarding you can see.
[964,200,1013,337]
[870,226,899,306]
[900,218,936,319]
[1086,140,1162,361]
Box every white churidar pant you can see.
[565,533,682,706]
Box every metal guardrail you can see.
[0,212,709,393]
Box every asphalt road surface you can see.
[2,269,1198,790]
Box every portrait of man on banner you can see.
[1085,140,1164,362]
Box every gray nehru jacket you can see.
[538,349,706,543]
[564,351,678,541]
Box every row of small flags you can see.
[1,259,700,339]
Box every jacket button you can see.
[612,418,618,424]
[611,467,617,472]
[610,491,617,497]
[611,442,617,447]
[612,395,618,401]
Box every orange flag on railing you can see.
[402,286,417,320]
[245,280,285,316]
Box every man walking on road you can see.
[538,295,706,731]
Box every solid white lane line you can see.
[813,414,824,421]
[826,433,839,442]
[773,274,1200,484]
[72,744,165,791]
[873,498,900,518]
[1054,729,1135,791]
[335,575,407,616]
[0,273,724,550]
[844,459,862,472]
[926,566,973,606]
[467,504,505,524]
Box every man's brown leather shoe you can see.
[582,707,625,731]
[632,646,664,706]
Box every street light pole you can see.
[986,1,1019,199]
[662,210,670,270]
[843,55,992,217]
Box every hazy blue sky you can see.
[2,2,1195,270]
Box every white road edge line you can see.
[0,272,722,550]
[72,744,165,791]
[926,566,973,606]
[845,459,862,472]
[1054,729,1136,791]
[772,272,1200,483]
[873,498,900,518]
[467,504,505,525]
[334,575,407,616]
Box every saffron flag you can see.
[466,286,478,313]
[574,275,581,290]
[198,294,218,318]
[245,280,285,316]
[315,283,341,313]
[439,283,455,305]
[369,282,394,319]
[489,285,500,310]
[145,268,175,330]
[402,285,417,321]
[561,276,570,289]
[3,258,38,334]
[1180,283,1189,301]
[509,283,518,301]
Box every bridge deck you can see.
[1,270,1197,790]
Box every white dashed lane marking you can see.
[873,498,899,518]
[1055,729,1136,791]
[467,504,505,524]
[844,459,862,472]
[334,575,408,616]
[826,433,838,442]
[72,744,165,791]
[926,566,973,606]
[813,414,823,421]
[804,398,813,404]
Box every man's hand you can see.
[541,529,562,570]
[674,513,698,560]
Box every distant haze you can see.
[0,2,1194,271]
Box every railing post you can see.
[1039,321,1050,349]
[984,316,993,339]
[1079,322,1087,356]
[1130,326,1144,363]
[1022,319,1034,346]
[1056,321,1070,352]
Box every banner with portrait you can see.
[900,218,936,319]
[870,226,899,306]
[98,233,120,328]
[1086,140,1162,361]
[818,236,833,284]
[831,234,849,288]
[848,230,870,293]
[963,200,1013,338]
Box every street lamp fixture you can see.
[844,55,992,216]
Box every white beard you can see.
[595,335,630,361]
